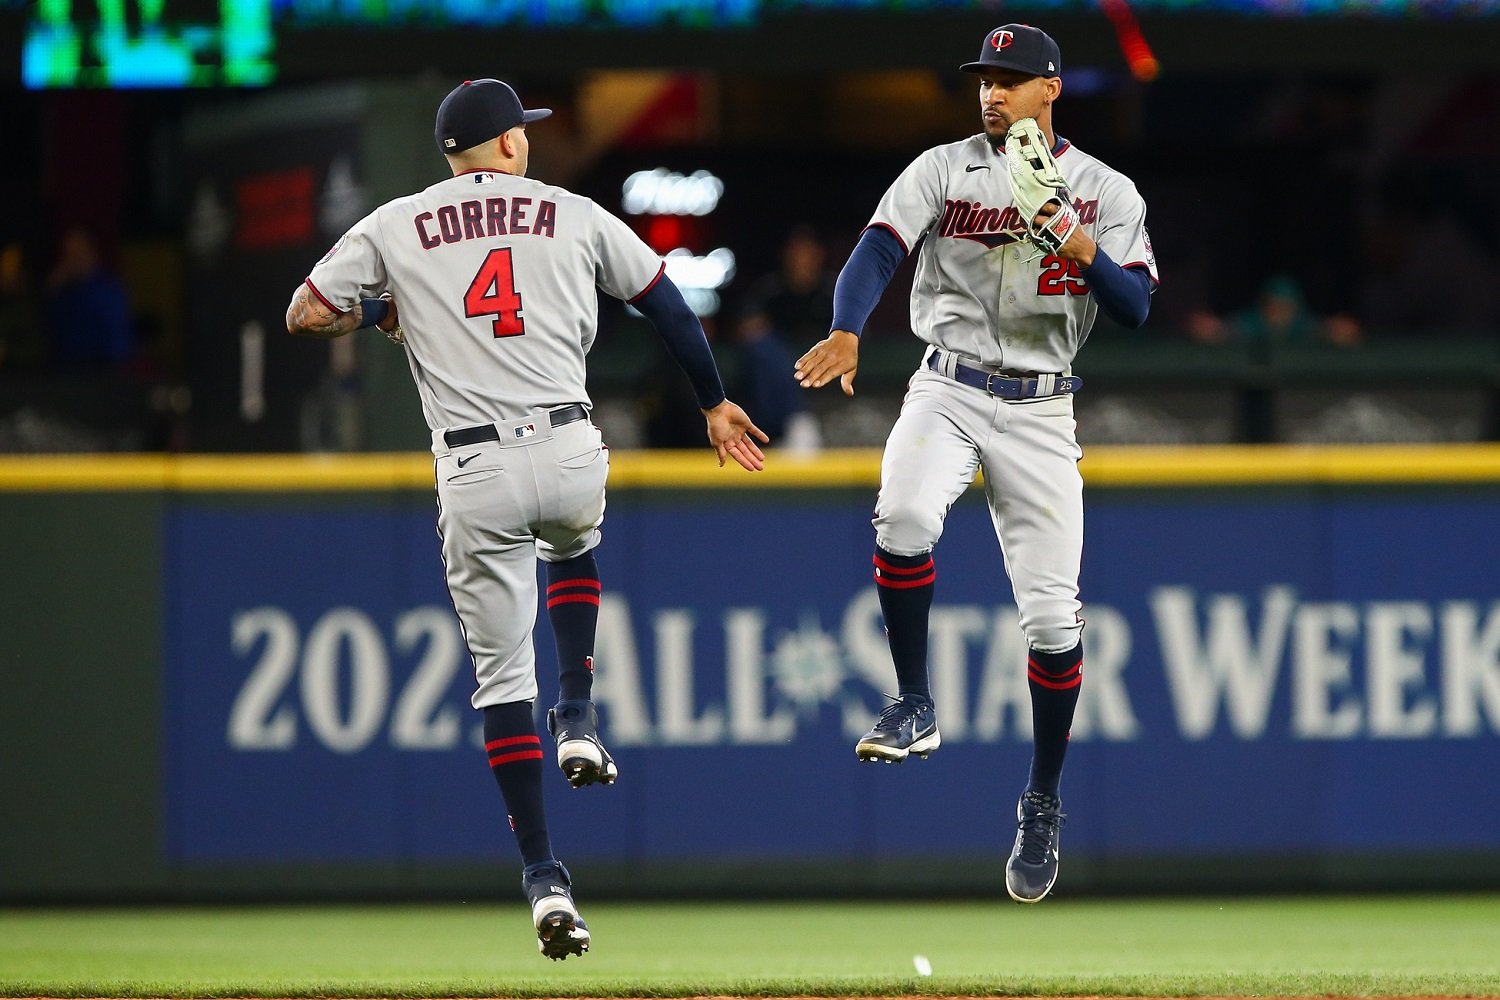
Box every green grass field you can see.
[3,895,1499,997]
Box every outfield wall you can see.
[3,447,1500,901]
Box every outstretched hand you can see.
[794,329,860,396]
[703,399,770,471]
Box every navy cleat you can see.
[855,694,940,763]
[522,860,591,960]
[1006,790,1066,903]
[547,699,618,788]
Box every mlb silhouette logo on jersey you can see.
[515,423,537,439]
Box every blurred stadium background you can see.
[2,0,1499,907]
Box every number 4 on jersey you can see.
[464,247,525,337]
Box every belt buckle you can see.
[984,371,1001,396]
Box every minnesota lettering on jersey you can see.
[415,197,558,250]
[938,196,1099,244]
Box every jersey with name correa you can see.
[306,169,664,430]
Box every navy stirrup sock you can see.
[483,702,552,865]
[1026,642,1084,798]
[546,553,602,703]
[872,545,936,700]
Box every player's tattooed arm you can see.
[285,282,362,339]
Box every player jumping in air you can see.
[794,24,1158,904]
[286,78,767,958]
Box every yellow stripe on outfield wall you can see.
[1080,444,1500,486]
[4,445,1500,492]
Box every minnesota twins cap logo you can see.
[963,23,1062,78]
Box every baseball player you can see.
[794,24,1157,904]
[286,78,768,959]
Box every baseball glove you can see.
[1004,118,1079,256]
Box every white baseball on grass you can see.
[913,954,932,976]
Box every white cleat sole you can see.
[531,891,579,929]
[855,729,941,763]
[1005,868,1058,904]
[532,893,590,959]
[557,739,602,770]
[557,740,617,786]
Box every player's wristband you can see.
[356,298,389,329]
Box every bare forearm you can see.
[286,282,360,338]
[1059,230,1097,267]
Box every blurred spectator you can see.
[44,227,135,371]
[1358,183,1500,337]
[1187,274,1362,349]
[0,242,46,370]
[733,225,829,451]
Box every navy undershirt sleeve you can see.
[831,226,907,335]
[1080,245,1153,329]
[632,274,727,410]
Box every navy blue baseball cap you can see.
[435,79,552,154]
[961,24,1062,77]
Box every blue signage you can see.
[162,493,1500,864]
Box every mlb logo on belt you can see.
[515,423,537,439]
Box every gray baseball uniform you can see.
[305,168,665,708]
[872,134,1157,372]
[811,21,1156,908]
[307,170,662,430]
[869,133,1157,652]
[287,76,764,960]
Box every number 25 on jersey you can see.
[464,247,526,337]
[1037,256,1089,296]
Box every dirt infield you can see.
[17,995,1489,1000]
